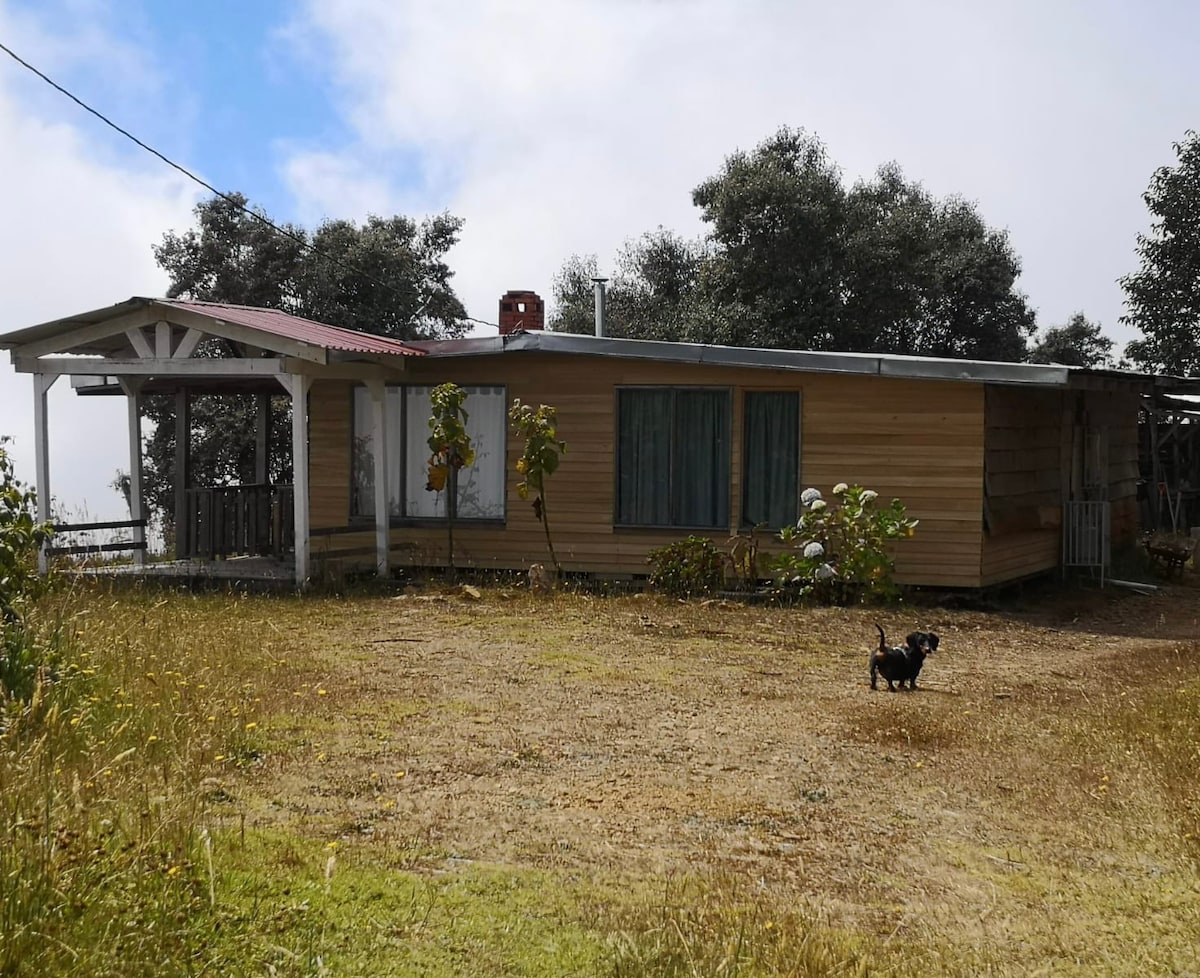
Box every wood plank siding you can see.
[306,355,987,588]
[980,386,1143,586]
[982,386,1063,585]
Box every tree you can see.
[840,165,1035,360]
[550,229,704,340]
[549,128,1037,361]
[509,399,568,577]
[137,193,470,542]
[1028,313,1115,367]
[692,128,848,350]
[425,383,474,581]
[1122,131,1200,374]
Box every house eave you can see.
[410,331,1074,386]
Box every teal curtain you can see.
[617,389,672,524]
[673,390,730,527]
[742,392,799,528]
[617,388,729,528]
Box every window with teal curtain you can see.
[616,388,730,527]
[742,391,799,528]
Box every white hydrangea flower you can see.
[861,490,878,503]
[800,488,822,505]
[814,563,836,580]
[803,541,825,559]
[810,499,828,512]
[832,482,848,495]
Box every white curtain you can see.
[351,386,403,518]
[403,386,506,520]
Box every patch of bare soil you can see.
[235,582,1200,968]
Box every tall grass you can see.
[0,578,302,975]
[595,873,944,978]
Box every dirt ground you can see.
[233,580,1200,969]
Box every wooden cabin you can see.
[0,295,1174,589]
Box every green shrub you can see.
[647,536,726,598]
[1,437,54,700]
[774,483,916,604]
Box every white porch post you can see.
[32,373,57,574]
[366,380,390,577]
[284,374,313,587]
[119,379,147,567]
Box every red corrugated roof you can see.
[157,299,426,358]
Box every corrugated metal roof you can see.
[0,296,425,359]
[410,331,1189,390]
[155,299,424,357]
[410,331,1081,386]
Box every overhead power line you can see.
[0,38,499,330]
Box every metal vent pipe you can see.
[591,277,608,337]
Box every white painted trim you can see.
[12,308,160,359]
[8,303,329,365]
[155,321,173,359]
[15,356,288,376]
[285,374,313,587]
[282,357,404,380]
[366,379,390,577]
[161,306,328,365]
[172,327,204,359]
[119,378,147,567]
[124,327,154,359]
[33,373,57,574]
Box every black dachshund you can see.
[870,624,938,691]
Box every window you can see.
[615,387,730,528]
[742,391,800,528]
[352,385,507,521]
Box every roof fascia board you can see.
[416,332,1073,386]
[14,356,289,377]
[326,349,413,369]
[9,307,160,359]
[283,356,405,380]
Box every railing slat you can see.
[183,484,295,561]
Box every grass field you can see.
[2,575,1198,976]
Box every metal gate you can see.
[1063,499,1110,585]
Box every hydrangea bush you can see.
[774,483,917,604]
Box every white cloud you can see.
[0,2,196,519]
[283,0,1200,341]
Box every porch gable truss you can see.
[7,303,329,372]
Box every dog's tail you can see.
[875,623,887,653]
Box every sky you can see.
[1,0,1198,522]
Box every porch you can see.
[0,296,424,586]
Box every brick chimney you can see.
[498,290,544,335]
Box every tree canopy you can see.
[1121,131,1200,375]
[136,193,470,540]
[153,193,468,339]
[552,128,1037,361]
[1028,313,1115,368]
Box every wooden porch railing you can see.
[182,484,294,559]
[46,519,148,558]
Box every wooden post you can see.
[119,379,146,567]
[255,392,271,485]
[1149,404,1162,531]
[366,380,390,578]
[32,373,56,574]
[174,387,191,558]
[284,374,312,586]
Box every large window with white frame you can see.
[615,387,731,528]
[352,384,507,521]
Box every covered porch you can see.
[0,296,423,586]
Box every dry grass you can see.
[4,575,1200,976]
